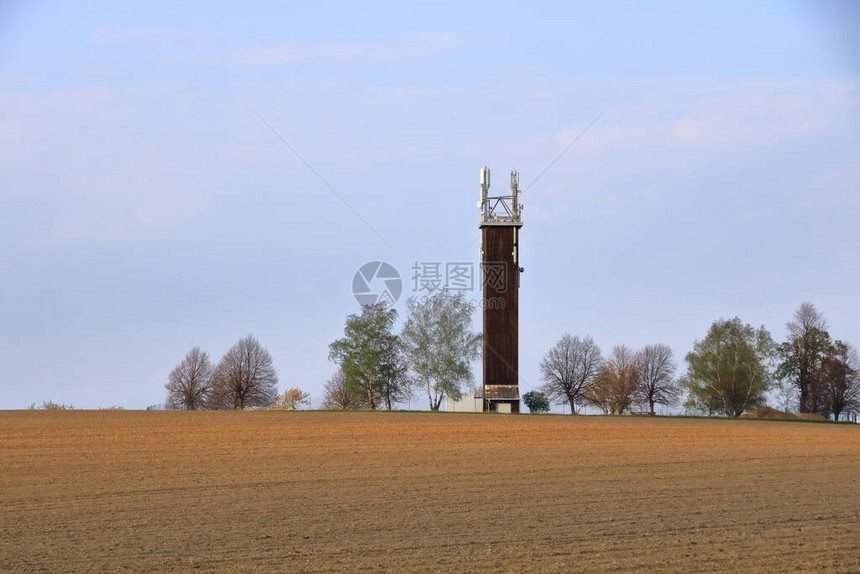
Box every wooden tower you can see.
[478,167,523,413]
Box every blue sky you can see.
[1,1,858,409]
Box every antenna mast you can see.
[478,167,523,224]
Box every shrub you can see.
[523,391,550,413]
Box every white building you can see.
[444,392,483,413]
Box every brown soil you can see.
[795,413,829,421]
[1,411,858,572]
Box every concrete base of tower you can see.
[481,384,520,413]
[483,399,520,413]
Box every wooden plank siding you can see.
[481,224,521,412]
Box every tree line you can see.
[165,334,308,410]
[538,337,677,415]
[165,301,858,420]
[165,290,482,412]
[537,303,859,420]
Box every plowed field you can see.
[1,411,858,572]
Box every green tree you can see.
[680,318,775,417]
[401,290,482,411]
[776,303,832,414]
[522,391,550,413]
[328,303,399,410]
[378,334,411,410]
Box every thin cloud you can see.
[89,25,212,45]
[230,33,491,67]
[67,62,113,75]
[667,90,828,147]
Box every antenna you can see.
[478,167,522,224]
[479,167,491,218]
[511,170,520,217]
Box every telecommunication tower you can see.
[478,167,523,413]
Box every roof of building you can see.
[481,385,520,400]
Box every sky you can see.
[0,0,858,410]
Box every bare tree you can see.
[165,347,213,410]
[821,341,860,422]
[636,344,678,415]
[322,369,369,410]
[539,334,603,414]
[777,302,830,413]
[586,345,639,415]
[271,388,311,410]
[789,302,827,338]
[209,335,278,409]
